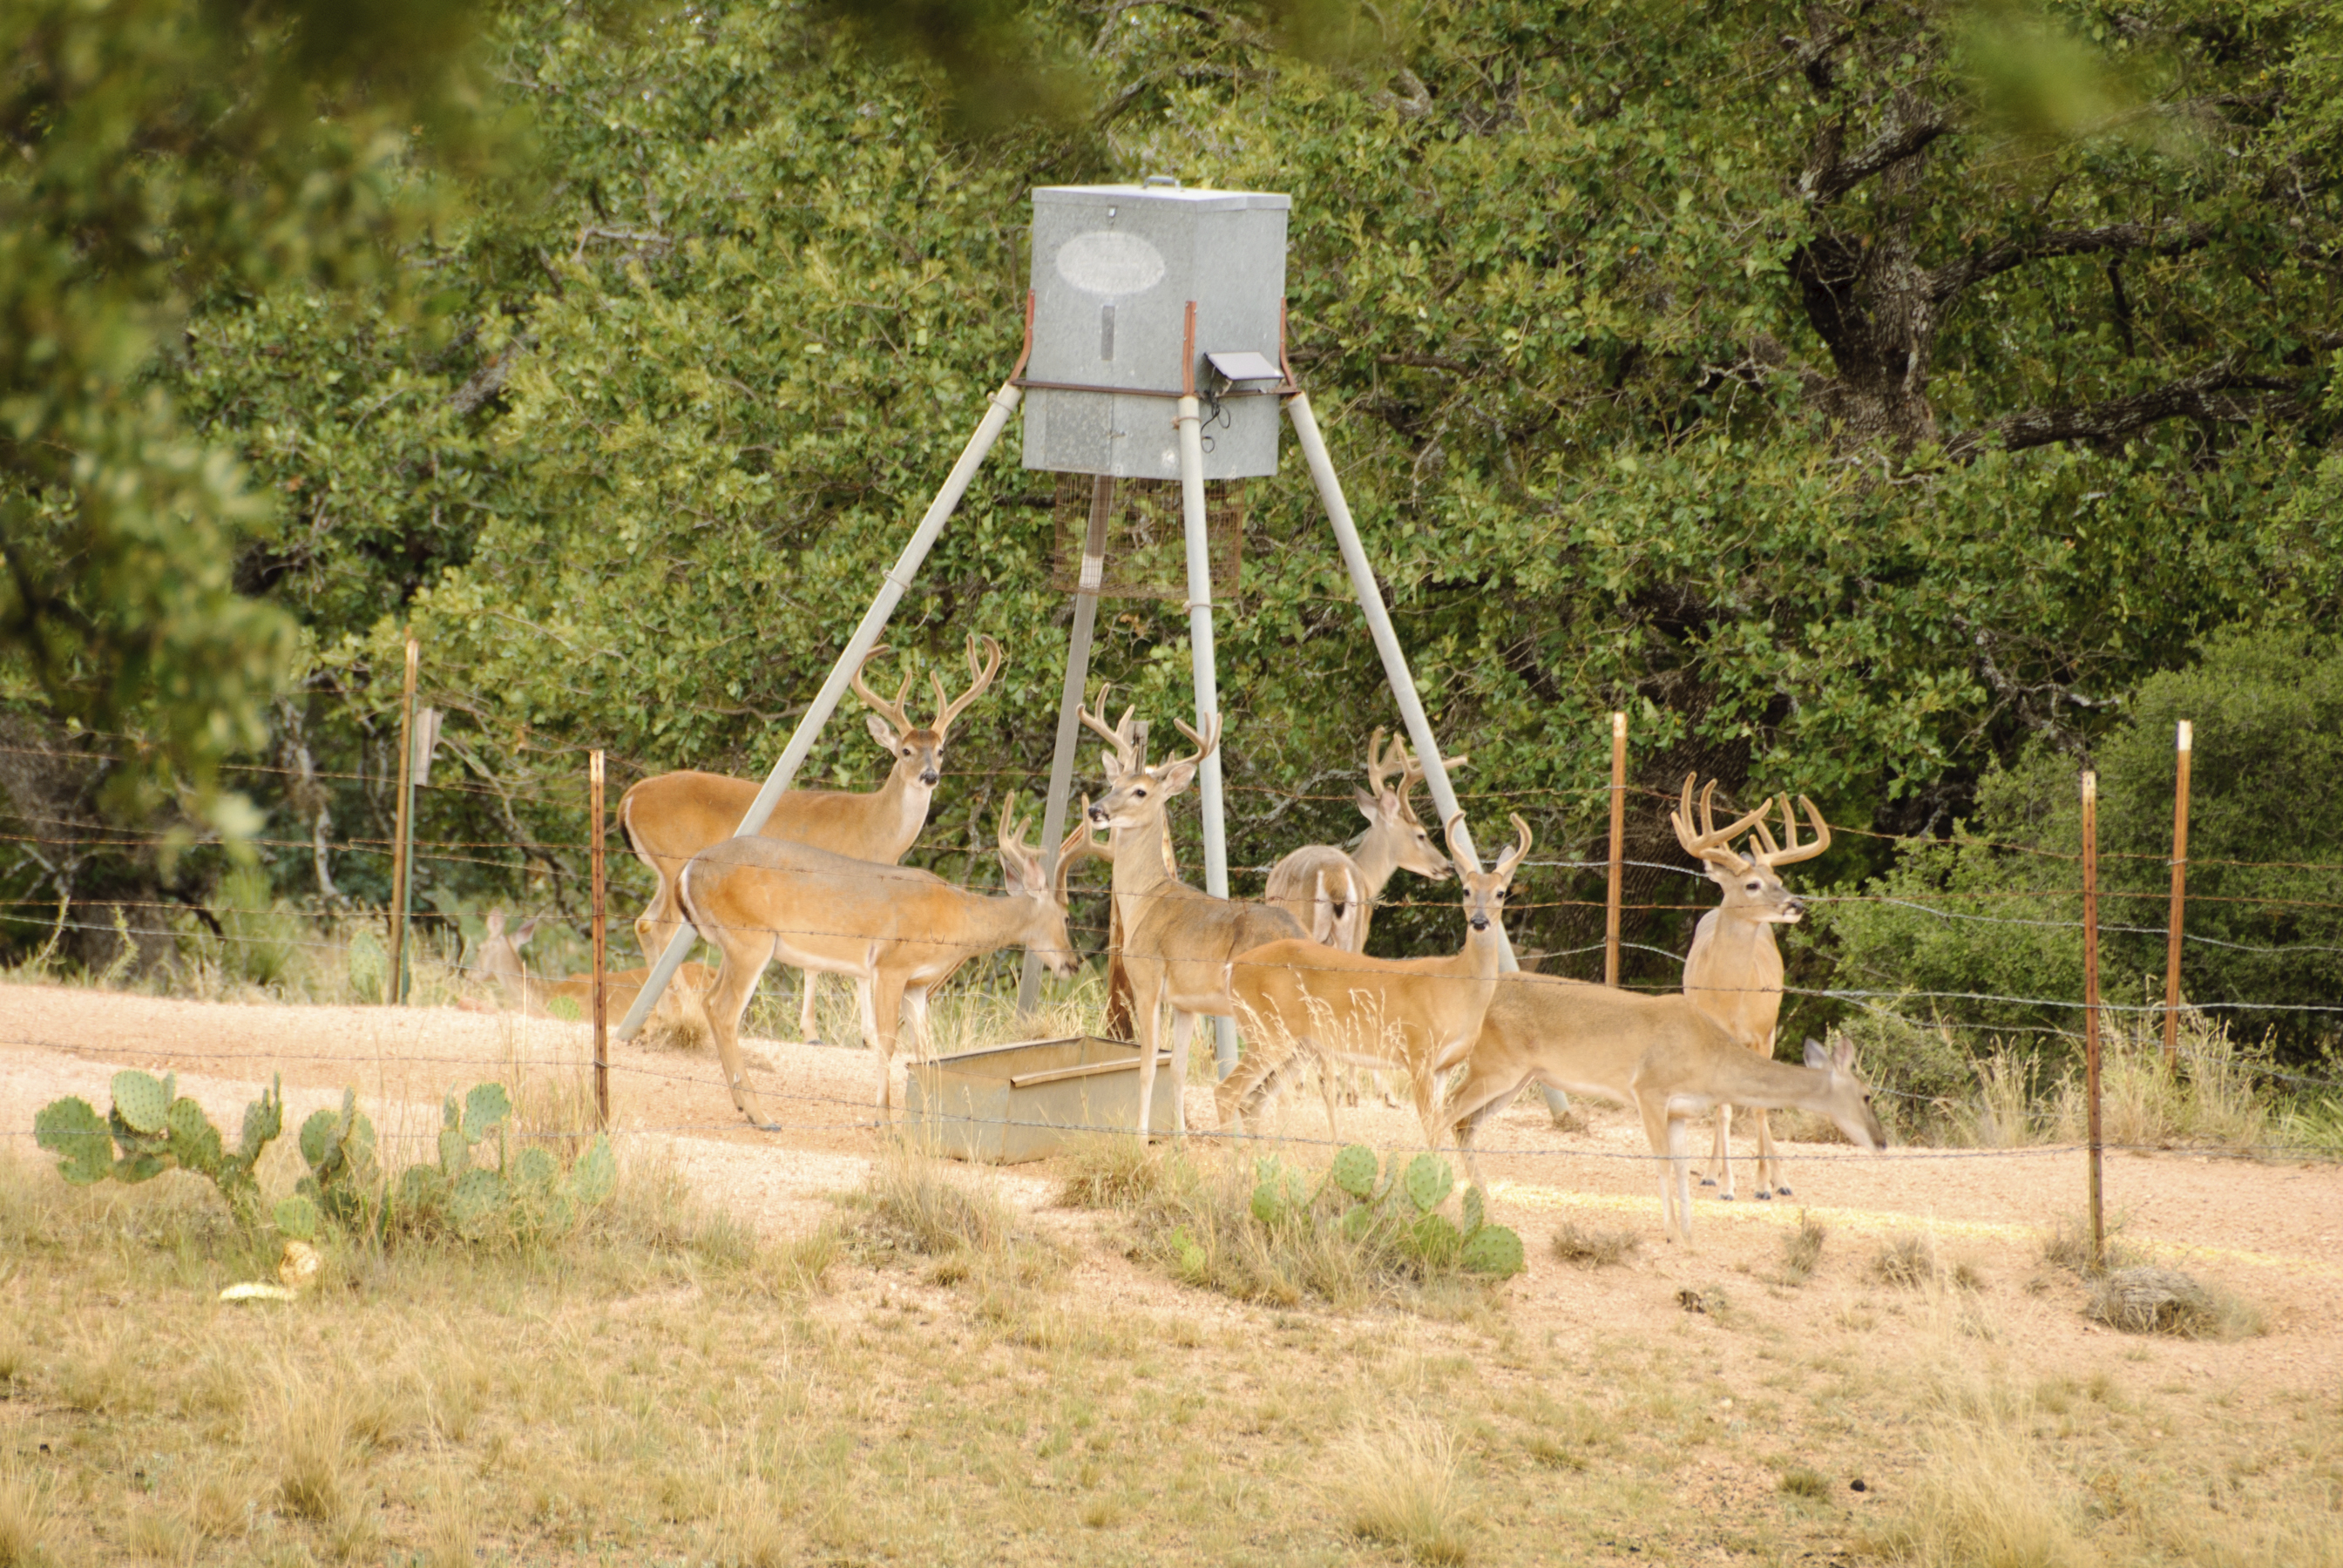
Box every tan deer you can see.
[1439,973,1886,1242]
[1671,774,1833,1200]
[619,634,1000,1044]
[1219,814,1532,1145]
[1263,729,1461,950]
[676,797,1100,1125]
[466,909,717,1043]
[1080,700,1306,1139]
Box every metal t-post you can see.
[616,375,1028,1040]
[1018,475,1114,1017]
[1177,306,1239,1076]
[1286,393,1569,1117]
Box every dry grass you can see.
[2039,1210,2141,1275]
[1778,1210,1827,1285]
[1325,1414,1474,1565]
[1871,1232,1981,1293]
[2052,1010,2272,1152]
[1548,1220,1640,1269]
[0,1461,57,1568]
[1864,1392,2096,1568]
[1055,1132,1171,1211]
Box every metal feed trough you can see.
[903,1036,1175,1162]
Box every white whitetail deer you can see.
[677,796,1100,1125]
[620,634,1000,1044]
[1080,700,1306,1139]
[1218,814,1532,1145]
[466,909,716,1041]
[1440,973,1886,1242]
[1263,728,1461,950]
[1671,774,1833,1200]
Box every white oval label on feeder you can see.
[1055,231,1166,297]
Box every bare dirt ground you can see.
[5,977,2340,1564]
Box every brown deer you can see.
[467,909,716,1044]
[619,634,999,1045]
[1080,700,1306,1139]
[1671,774,1833,1200]
[1220,814,1533,1146]
[676,797,1100,1125]
[1440,973,1886,1242]
[1263,728,1461,950]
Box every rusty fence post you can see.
[1605,712,1627,987]
[388,635,419,1004]
[2164,720,2192,1068]
[591,749,610,1130]
[2082,767,2104,1271]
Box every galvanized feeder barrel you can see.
[1022,181,1290,481]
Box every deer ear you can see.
[514,916,539,947]
[1803,1037,1830,1071]
[1832,1037,1857,1073]
[866,711,900,750]
[1355,787,1384,821]
[1157,759,1199,796]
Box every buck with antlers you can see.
[1080,700,1307,1139]
[1263,728,1461,949]
[1671,774,1833,1200]
[1219,814,1532,1144]
[1440,974,1885,1243]
[676,796,1101,1125]
[619,634,1001,1045]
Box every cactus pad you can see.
[1412,1211,1461,1260]
[1461,1186,1486,1234]
[462,1083,512,1142]
[450,1168,505,1235]
[35,1097,114,1185]
[1249,1180,1287,1227]
[1401,1153,1453,1213]
[569,1135,616,1206]
[438,1125,471,1177]
[236,1081,283,1165]
[274,1194,322,1241]
[112,1070,172,1134]
[166,1098,226,1174]
[511,1146,559,1190]
[299,1106,343,1170]
[1459,1224,1526,1278]
[545,995,583,1023]
[1331,1145,1379,1200]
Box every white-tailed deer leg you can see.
[1313,1038,1343,1146]
[708,931,781,1129]
[1441,1064,1528,1193]
[1705,1103,1738,1200]
[857,975,894,1115]
[1166,1008,1198,1139]
[901,986,933,1061]
[1756,1107,1790,1196]
[1639,1093,1690,1244]
[800,970,824,1046]
[1127,970,1168,1142]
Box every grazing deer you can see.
[1263,728,1462,951]
[1080,701,1306,1139]
[1671,775,1833,1200]
[1440,973,1885,1242]
[1219,814,1533,1145]
[619,634,1000,1045]
[677,797,1100,1125]
[466,909,716,1043]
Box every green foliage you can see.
[1246,1146,1523,1280]
[32,1071,284,1224]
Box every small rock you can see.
[1850,1478,1867,1492]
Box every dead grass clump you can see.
[1778,1464,1832,1501]
[1779,1210,1826,1285]
[2052,1009,2272,1152]
[1549,1220,1640,1269]
[0,1461,58,1568]
[1054,1135,1169,1211]
[2087,1266,2263,1341]
[1325,1415,1473,1565]
[2039,1211,2139,1276]
[1864,1397,2094,1568]
[421,1480,478,1568]
[1871,1233,1980,1292]
[274,1374,380,1541]
[862,1145,1017,1257]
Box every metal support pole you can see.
[1177,303,1238,1076]
[388,635,419,1004]
[590,749,609,1129]
[2082,768,2104,1272]
[1019,476,1113,1017]
[617,372,1029,1040]
[2163,720,2192,1068]
[1605,711,1627,988]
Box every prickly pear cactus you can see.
[275,1194,322,1241]
[33,1076,282,1226]
[1401,1153,1453,1214]
[34,1098,114,1186]
[450,1169,505,1237]
[112,1070,173,1135]
[568,1135,616,1207]
[463,1083,511,1142]
[1461,1185,1485,1234]
[511,1147,559,1190]
[1331,1145,1379,1200]
[437,1125,471,1178]
[1459,1225,1525,1278]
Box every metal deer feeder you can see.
[617,178,1522,1081]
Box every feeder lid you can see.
[1205,349,1283,385]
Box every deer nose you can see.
[1783,896,1807,921]
[1470,915,1490,931]
[1087,804,1109,825]
[918,768,940,787]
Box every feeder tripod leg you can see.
[1285,393,1569,1118]
[1176,394,1240,1081]
[616,381,1026,1043]
[1019,476,1114,1019]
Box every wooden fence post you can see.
[2163,720,2192,1068]
[1605,711,1627,988]
[388,635,419,1004]
[591,749,609,1130]
[2082,767,2104,1271]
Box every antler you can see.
[1078,685,1140,774]
[1366,728,1406,799]
[850,645,916,735]
[1171,713,1221,768]
[1669,774,1768,874]
[1497,811,1534,875]
[1441,812,1532,875]
[931,633,1003,736]
[1053,794,1111,901]
[1394,733,1466,824]
[1750,794,1832,868]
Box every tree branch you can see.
[1799,113,1951,204]
[1925,220,2209,305]
[1946,357,2296,459]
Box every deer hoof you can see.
[1717,1192,1735,1201]
[1698,1177,1717,1188]
[1775,1186,1794,1197]
[1754,1190,1772,1201]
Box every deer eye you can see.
[1745,881,1761,892]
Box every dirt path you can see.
[6,977,2339,1407]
